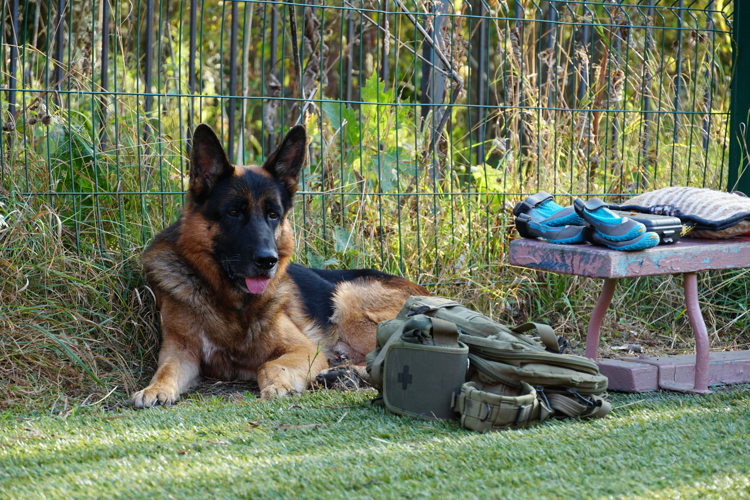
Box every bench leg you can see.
[683,272,711,394]
[585,278,618,360]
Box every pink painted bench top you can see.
[508,236,750,278]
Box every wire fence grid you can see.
[0,0,736,283]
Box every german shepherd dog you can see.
[132,124,429,407]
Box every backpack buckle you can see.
[536,386,551,411]
[513,404,528,426]
[480,402,492,422]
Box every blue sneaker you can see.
[516,213,587,244]
[513,192,585,227]
[574,198,649,242]
[590,230,660,251]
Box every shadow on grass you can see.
[1,387,749,499]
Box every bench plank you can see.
[509,236,750,278]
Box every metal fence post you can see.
[54,0,66,105]
[144,0,154,149]
[228,0,239,163]
[187,0,198,156]
[267,3,279,151]
[420,0,449,124]
[100,0,111,149]
[728,0,749,194]
[8,0,18,117]
[379,0,389,84]
[469,0,487,166]
[671,0,684,173]
[639,0,653,190]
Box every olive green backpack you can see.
[366,296,611,432]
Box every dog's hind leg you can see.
[317,277,429,388]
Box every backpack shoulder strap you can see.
[546,392,611,419]
[512,322,559,353]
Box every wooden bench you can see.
[509,236,750,393]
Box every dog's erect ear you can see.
[262,125,307,195]
[190,124,234,200]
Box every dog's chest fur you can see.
[146,243,305,378]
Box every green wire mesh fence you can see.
[0,0,735,283]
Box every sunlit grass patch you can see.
[0,386,748,499]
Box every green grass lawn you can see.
[1,386,749,500]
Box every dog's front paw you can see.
[132,384,180,408]
[260,381,299,400]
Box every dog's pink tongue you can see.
[245,277,269,294]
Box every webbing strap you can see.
[369,323,407,389]
[406,300,461,318]
[581,197,607,211]
[547,393,611,419]
[430,317,459,347]
[512,322,559,353]
[546,393,587,418]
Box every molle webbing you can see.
[366,313,468,420]
[453,382,553,432]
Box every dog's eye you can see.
[269,211,280,220]
[228,210,240,218]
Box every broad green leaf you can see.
[334,226,353,253]
[343,106,360,147]
[306,252,325,268]
[361,72,386,104]
[321,99,343,131]
[372,147,405,192]
[320,257,341,268]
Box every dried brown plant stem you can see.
[288,1,303,101]
[591,44,610,144]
